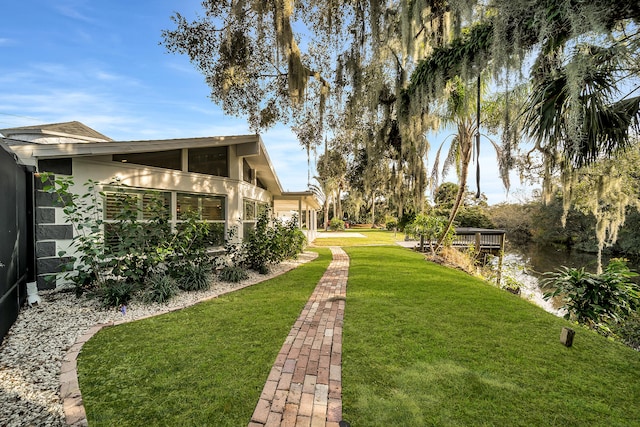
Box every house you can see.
[0,122,319,290]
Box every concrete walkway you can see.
[249,247,349,427]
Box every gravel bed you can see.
[0,252,317,427]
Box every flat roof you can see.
[5,134,285,195]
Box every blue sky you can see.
[0,0,531,203]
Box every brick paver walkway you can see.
[249,247,349,427]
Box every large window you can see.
[104,188,171,220]
[243,199,269,236]
[177,193,226,246]
[188,146,228,177]
[113,150,182,171]
[102,188,227,248]
[103,188,171,249]
[177,193,225,221]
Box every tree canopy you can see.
[163,0,640,221]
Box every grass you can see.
[77,243,640,426]
[341,246,640,426]
[312,228,405,246]
[77,248,332,427]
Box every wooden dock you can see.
[402,227,506,258]
[450,227,506,255]
[399,227,507,286]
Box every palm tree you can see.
[522,44,640,170]
[430,76,481,250]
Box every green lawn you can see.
[77,244,640,426]
[77,249,332,426]
[312,228,405,246]
[342,246,640,426]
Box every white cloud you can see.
[53,2,95,24]
[163,60,200,75]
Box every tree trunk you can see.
[371,191,376,227]
[332,191,337,218]
[435,126,474,251]
[324,198,329,231]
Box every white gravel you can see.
[0,252,317,427]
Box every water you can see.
[493,252,565,317]
[492,244,640,317]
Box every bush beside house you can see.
[44,175,306,307]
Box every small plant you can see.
[219,266,249,283]
[405,213,451,254]
[143,274,179,304]
[385,218,398,231]
[500,274,522,295]
[329,217,345,231]
[95,279,138,308]
[175,262,212,291]
[542,258,640,327]
[42,174,107,296]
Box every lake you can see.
[496,243,640,316]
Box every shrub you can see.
[175,262,212,291]
[542,258,640,327]
[243,211,273,273]
[42,174,216,306]
[406,214,452,255]
[329,217,345,231]
[95,279,138,308]
[219,266,249,283]
[385,219,398,231]
[271,214,306,261]
[143,274,179,304]
[242,210,306,274]
[107,189,172,287]
[612,312,640,350]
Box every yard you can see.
[77,239,640,426]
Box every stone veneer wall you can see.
[34,175,72,290]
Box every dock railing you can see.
[451,228,506,253]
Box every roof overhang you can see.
[6,134,284,195]
[0,121,113,142]
[274,191,321,211]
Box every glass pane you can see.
[142,192,171,220]
[104,192,140,220]
[257,203,269,216]
[104,222,119,250]
[209,223,225,246]
[244,199,256,220]
[113,150,182,170]
[188,146,228,177]
[201,196,224,221]
[177,194,199,220]
[243,159,252,183]
[243,222,255,237]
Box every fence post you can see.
[496,233,505,287]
